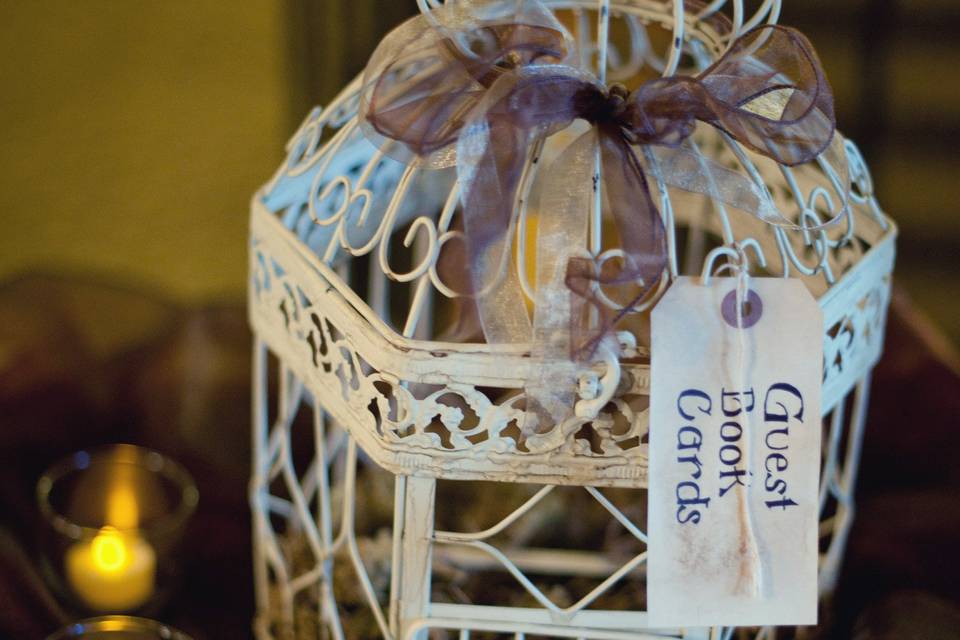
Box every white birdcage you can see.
[248,0,896,638]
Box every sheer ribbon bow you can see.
[359,0,844,430]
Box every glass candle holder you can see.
[37,445,199,615]
[46,616,193,640]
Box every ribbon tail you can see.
[647,142,780,221]
[458,116,533,346]
[563,129,668,360]
[523,128,597,436]
[647,140,848,231]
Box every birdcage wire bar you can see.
[249,0,895,638]
[250,345,877,639]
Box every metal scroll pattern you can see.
[251,237,649,462]
[259,2,889,325]
[251,218,890,474]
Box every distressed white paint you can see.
[249,1,895,638]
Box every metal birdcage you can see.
[248,0,896,638]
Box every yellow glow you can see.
[105,474,140,530]
[91,527,129,573]
[518,212,619,312]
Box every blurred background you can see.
[1,1,958,639]
[2,0,959,331]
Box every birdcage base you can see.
[251,338,872,640]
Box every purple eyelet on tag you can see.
[721,288,763,329]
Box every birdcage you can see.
[247,0,896,638]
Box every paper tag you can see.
[648,277,823,628]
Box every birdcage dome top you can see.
[249,0,896,486]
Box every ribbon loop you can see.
[359,0,573,167]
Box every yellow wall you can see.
[0,1,302,302]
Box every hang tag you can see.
[648,277,823,628]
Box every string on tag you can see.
[732,252,763,597]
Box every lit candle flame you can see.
[91,526,128,572]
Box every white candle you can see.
[65,526,156,611]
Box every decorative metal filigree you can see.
[250,1,896,638]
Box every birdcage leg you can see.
[251,338,272,639]
[819,374,871,591]
[394,475,436,640]
[314,409,346,640]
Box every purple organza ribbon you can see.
[358,0,843,431]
